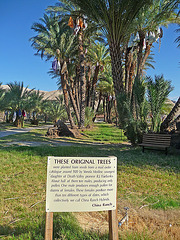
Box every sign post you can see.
[45,212,53,240]
[108,208,118,240]
[45,156,118,239]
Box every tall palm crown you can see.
[68,0,152,41]
[67,0,153,96]
[30,14,75,61]
[123,0,179,90]
[87,42,110,67]
[31,13,77,128]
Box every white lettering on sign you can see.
[46,157,117,212]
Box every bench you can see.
[139,133,171,155]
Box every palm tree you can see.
[24,90,44,123]
[47,1,87,128]
[43,98,68,123]
[0,83,5,111]
[136,0,178,78]
[30,14,76,128]
[67,0,154,98]
[3,81,33,126]
[96,64,115,122]
[124,0,178,94]
[87,42,111,109]
[117,76,149,144]
[4,81,31,111]
[147,75,174,132]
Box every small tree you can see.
[117,77,148,145]
[147,75,173,132]
[43,96,67,123]
[3,81,33,126]
[0,83,5,111]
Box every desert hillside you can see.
[1,85,62,100]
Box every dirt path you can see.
[0,125,53,138]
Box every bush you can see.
[117,77,148,145]
[85,107,94,127]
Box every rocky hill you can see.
[1,85,62,100]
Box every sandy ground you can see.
[3,141,73,147]
[74,199,180,239]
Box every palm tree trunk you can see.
[167,115,180,131]
[95,92,102,113]
[136,31,145,79]
[74,66,80,113]
[61,71,75,128]
[114,98,118,125]
[160,97,180,131]
[86,66,92,107]
[67,83,80,125]
[109,39,124,97]
[128,60,136,95]
[93,92,102,122]
[91,65,100,110]
[79,29,86,128]
[125,47,133,93]
[141,43,152,71]
[44,113,47,123]
[103,96,106,122]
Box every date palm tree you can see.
[137,0,178,78]
[30,14,76,128]
[43,98,68,123]
[24,90,44,122]
[147,75,174,132]
[96,64,116,122]
[0,83,5,111]
[2,81,33,126]
[124,0,179,94]
[47,0,105,128]
[47,1,87,128]
[87,42,111,109]
[67,0,154,98]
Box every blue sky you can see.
[0,0,179,101]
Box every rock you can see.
[46,127,59,137]
[47,120,82,138]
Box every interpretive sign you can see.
[46,156,117,212]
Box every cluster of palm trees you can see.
[30,11,113,128]
[29,0,179,134]
[0,81,67,126]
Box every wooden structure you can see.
[45,210,118,240]
[139,133,171,155]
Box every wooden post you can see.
[109,172,118,240]
[45,212,53,240]
[108,208,118,240]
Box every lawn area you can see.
[0,123,179,239]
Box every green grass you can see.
[0,123,179,239]
[81,123,127,143]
